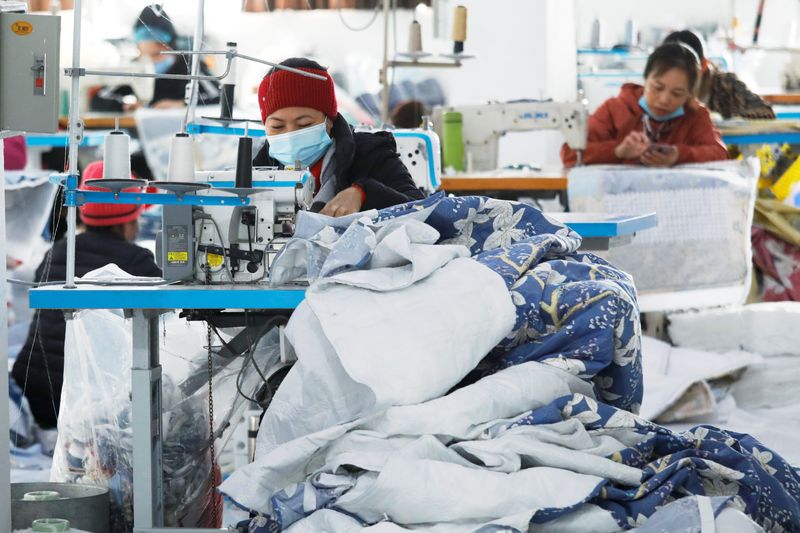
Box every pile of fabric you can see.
[663,303,800,468]
[223,194,799,532]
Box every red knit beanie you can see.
[79,161,145,227]
[258,58,338,123]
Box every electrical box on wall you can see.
[0,12,60,133]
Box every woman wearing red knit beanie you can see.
[253,58,424,217]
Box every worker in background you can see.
[3,135,26,170]
[391,100,429,129]
[561,42,728,167]
[11,161,161,430]
[664,30,776,120]
[91,4,220,112]
[92,5,220,181]
[254,58,424,217]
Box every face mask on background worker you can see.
[152,55,176,75]
[266,121,332,168]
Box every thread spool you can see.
[167,132,196,182]
[624,19,638,47]
[590,17,602,49]
[220,41,237,120]
[451,5,467,54]
[102,130,131,180]
[247,415,260,463]
[235,136,253,188]
[220,85,235,120]
[408,20,423,54]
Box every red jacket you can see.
[561,83,728,167]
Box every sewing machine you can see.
[156,168,314,283]
[353,126,443,193]
[432,99,589,171]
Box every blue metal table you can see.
[29,285,305,533]
[25,131,109,148]
[722,131,800,145]
[551,212,658,251]
[717,118,800,145]
[29,284,306,310]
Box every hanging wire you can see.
[15,179,67,446]
[337,0,381,32]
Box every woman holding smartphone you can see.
[561,43,728,167]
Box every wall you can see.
[576,0,800,48]
[56,0,578,168]
[574,0,800,91]
[429,0,578,168]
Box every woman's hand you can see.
[614,131,649,160]
[320,187,363,217]
[122,101,142,112]
[151,99,185,109]
[640,145,679,167]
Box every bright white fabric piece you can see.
[360,361,595,439]
[335,459,604,524]
[668,303,800,357]
[315,218,468,291]
[285,506,622,533]
[640,336,762,422]
[257,255,516,456]
[450,422,641,485]
[221,361,616,522]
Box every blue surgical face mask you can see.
[266,121,332,168]
[639,95,684,122]
[153,55,176,74]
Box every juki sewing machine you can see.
[432,98,589,170]
[156,167,314,283]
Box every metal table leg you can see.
[131,309,164,530]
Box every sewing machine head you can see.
[156,168,313,284]
[432,98,589,171]
[354,126,442,193]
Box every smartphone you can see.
[647,143,675,155]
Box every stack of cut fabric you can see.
[223,194,799,532]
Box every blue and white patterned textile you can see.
[226,194,799,532]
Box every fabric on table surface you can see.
[640,336,762,423]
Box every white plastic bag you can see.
[52,307,276,530]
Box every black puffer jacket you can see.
[12,229,161,429]
[253,114,425,211]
